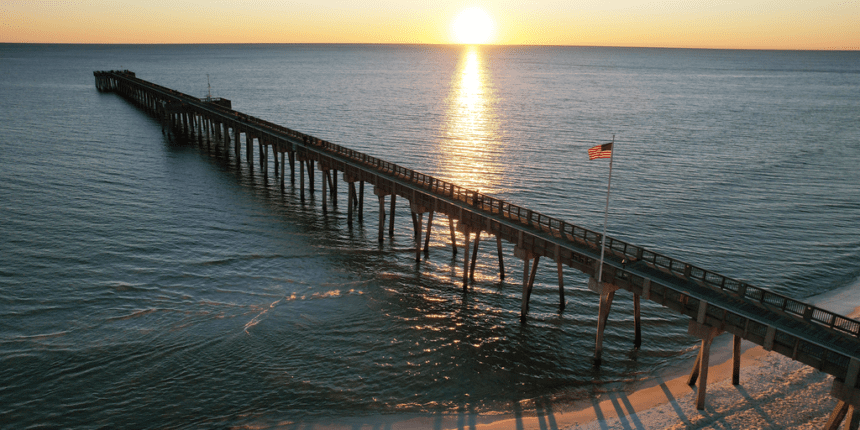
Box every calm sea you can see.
[1,44,859,428]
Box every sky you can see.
[1,0,858,50]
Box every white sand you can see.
[564,348,837,430]
[558,284,860,430]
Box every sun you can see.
[451,7,495,45]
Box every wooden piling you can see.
[497,237,505,280]
[358,181,364,222]
[307,159,314,194]
[374,188,388,243]
[686,321,724,410]
[589,278,620,366]
[246,133,253,165]
[423,211,434,253]
[259,142,267,175]
[449,218,457,256]
[332,169,337,201]
[557,260,565,311]
[634,294,641,348]
[347,181,355,226]
[321,167,328,212]
[327,170,336,204]
[299,158,305,201]
[274,146,280,182]
[824,401,851,430]
[462,231,471,291]
[234,127,240,162]
[280,152,286,188]
[470,231,481,281]
[412,211,423,261]
[388,195,396,236]
[732,334,742,385]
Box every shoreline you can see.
[461,339,774,430]
[292,286,860,430]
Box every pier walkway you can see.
[95,70,860,427]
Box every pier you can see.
[95,70,860,428]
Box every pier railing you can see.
[249,123,860,341]
[96,70,860,342]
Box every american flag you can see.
[588,142,613,160]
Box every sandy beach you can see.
[303,286,860,430]
[432,285,860,430]
[327,336,843,430]
[540,297,859,430]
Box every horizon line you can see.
[2,41,858,52]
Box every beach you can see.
[425,286,860,430]
[546,296,859,430]
[301,288,859,430]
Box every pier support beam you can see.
[827,359,860,430]
[259,142,267,176]
[280,152,286,188]
[410,203,429,262]
[320,166,328,213]
[515,246,539,322]
[234,127,240,162]
[299,157,305,201]
[411,213,423,261]
[246,133,253,167]
[456,222,480,291]
[448,218,458,256]
[307,159,315,194]
[358,181,364,222]
[686,320,724,410]
[469,231,482,281]
[388,195,397,236]
[344,173,359,227]
[274,147,280,183]
[497,237,505,280]
[374,188,389,243]
[732,334,742,385]
[557,260,565,311]
[634,294,641,348]
[462,231,471,291]
[589,277,620,366]
[423,211,434,254]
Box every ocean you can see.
[1,43,859,428]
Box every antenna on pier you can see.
[207,74,212,100]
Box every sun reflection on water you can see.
[438,46,503,194]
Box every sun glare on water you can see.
[451,7,495,45]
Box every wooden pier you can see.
[95,70,860,428]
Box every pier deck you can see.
[94,70,860,426]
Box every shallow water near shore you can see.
[1,44,859,428]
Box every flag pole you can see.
[597,135,615,284]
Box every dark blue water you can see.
[1,44,859,428]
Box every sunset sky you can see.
[2,0,858,50]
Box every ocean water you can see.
[1,43,859,428]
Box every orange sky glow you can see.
[1,1,858,50]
